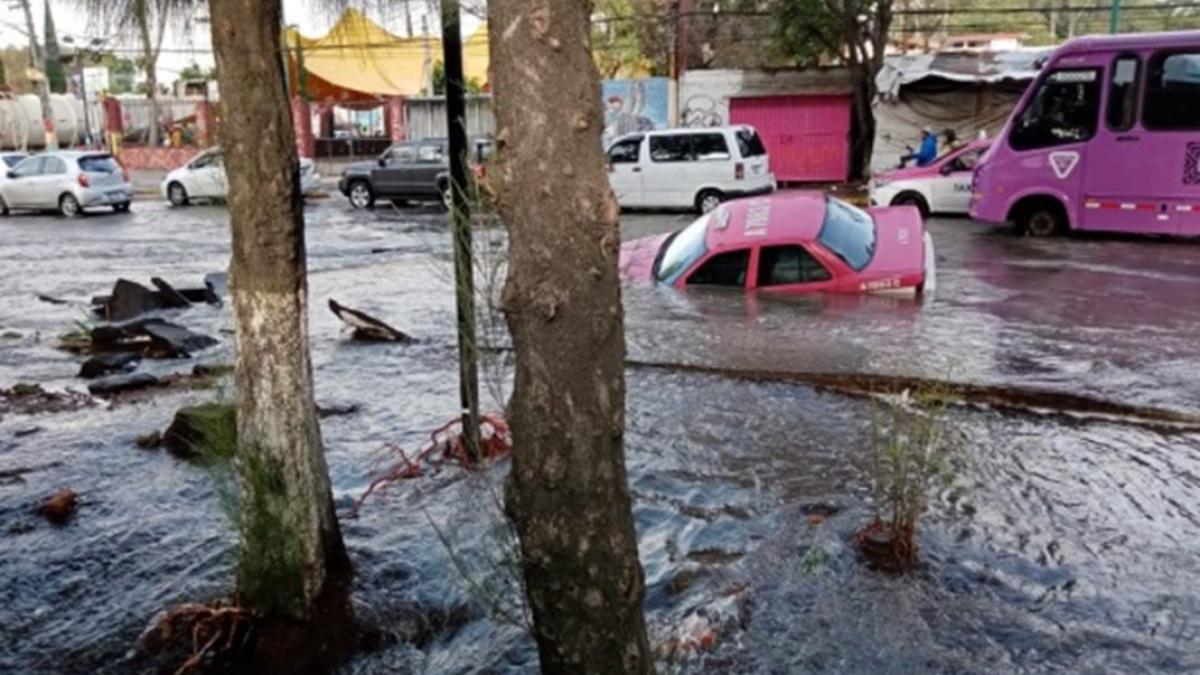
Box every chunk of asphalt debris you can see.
[192,363,234,378]
[102,279,165,322]
[204,272,228,301]
[87,372,161,396]
[317,402,360,418]
[36,293,70,305]
[328,299,415,343]
[91,318,218,358]
[78,352,142,379]
[142,321,219,356]
[150,278,192,309]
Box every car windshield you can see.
[655,213,712,284]
[78,155,121,173]
[2,155,26,168]
[817,197,876,271]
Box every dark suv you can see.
[337,137,492,209]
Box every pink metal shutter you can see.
[729,95,851,183]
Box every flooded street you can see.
[2,200,1199,673]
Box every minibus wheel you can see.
[1019,202,1066,237]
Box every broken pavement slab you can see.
[87,373,162,396]
[0,384,94,419]
[79,352,143,379]
[92,276,225,321]
[88,317,219,359]
[329,299,415,343]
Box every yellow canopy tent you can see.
[285,8,489,106]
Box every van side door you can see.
[1133,51,1200,235]
[1082,53,1177,234]
[1008,67,1101,230]
[606,135,645,207]
[644,133,696,208]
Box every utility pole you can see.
[421,14,433,95]
[17,0,56,149]
[440,0,481,462]
[1109,0,1122,33]
[403,0,414,38]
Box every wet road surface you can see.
[1,199,1198,673]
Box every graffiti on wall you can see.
[681,94,725,128]
[602,78,669,148]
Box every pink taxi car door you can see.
[750,243,836,293]
[1082,53,1177,234]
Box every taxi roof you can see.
[705,191,829,250]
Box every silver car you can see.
[0,151,134,217]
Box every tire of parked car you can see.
[0,195,8,217]
[347,180,374,209]
[167,182,189,207]
[113,202,131,213]
[891,192,930,219]
[59,194,81,218]
[439,181,452,211]
[695,189,724,215]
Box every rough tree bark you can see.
[134,0,161,148]
[489,1,653,672]
[208,0,354,669]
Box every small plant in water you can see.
[857,385,962,573]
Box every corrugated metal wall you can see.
[404,95,495,140]
[729,95,851,183]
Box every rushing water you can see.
[1,201,1198,673]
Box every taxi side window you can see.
[758,245,831,286]
[947,149,982,173]
[687,249,750,287]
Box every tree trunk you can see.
[849,65,876,181]
[208,0,354,670]
[135,5,160,148]
[489,1,653,673]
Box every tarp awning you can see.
[876,49,1051,99]
[286,8,489,104]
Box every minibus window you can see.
[1010,69,1101,151]
[1144,52,1200,130]
[1106,56,1140,132]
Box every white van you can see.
[606,125,775,213]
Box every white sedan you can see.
[161,149,322,206]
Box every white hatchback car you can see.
[162,148,322,206]
[0,151,133,217]
[606,125,775,214]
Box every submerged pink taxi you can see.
[620,192,935,294]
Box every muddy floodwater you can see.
[2,201,1199,673]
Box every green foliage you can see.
[867,385,964,534]
[107,56,136,94]
[432,61,484,96]
[43,0,67,94]
[591,0,670,78]
[799,546,830,575]
[177,61,217,82]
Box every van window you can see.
[687,248,750,287]
[1106,56,1140,132]
[1010,69,1101,151]
[607,137,642,164]
[757,246,831,286]
[650,135,692,163]
[693,134,730,160]
[736,129,767,158]
[1143,52,1200,130]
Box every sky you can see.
[0,1,482,85]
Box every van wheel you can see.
[347,180,374,209]
[167,182,189,207]
[695,189,724,214]
[892,192,930,219]
[1019,202,1066,237]
[59,194,81,218]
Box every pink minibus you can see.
[970,31,1200,236]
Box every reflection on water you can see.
[1,205,1198,673]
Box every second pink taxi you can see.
[620,192,936,294]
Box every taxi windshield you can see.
[655,213,712,284]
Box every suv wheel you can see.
[348,180,374,209]
[167,182,189,207]
[695,189,724,214]
[59,194,81,218]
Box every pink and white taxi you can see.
[869,140,991,217]
[620,192,936,295]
